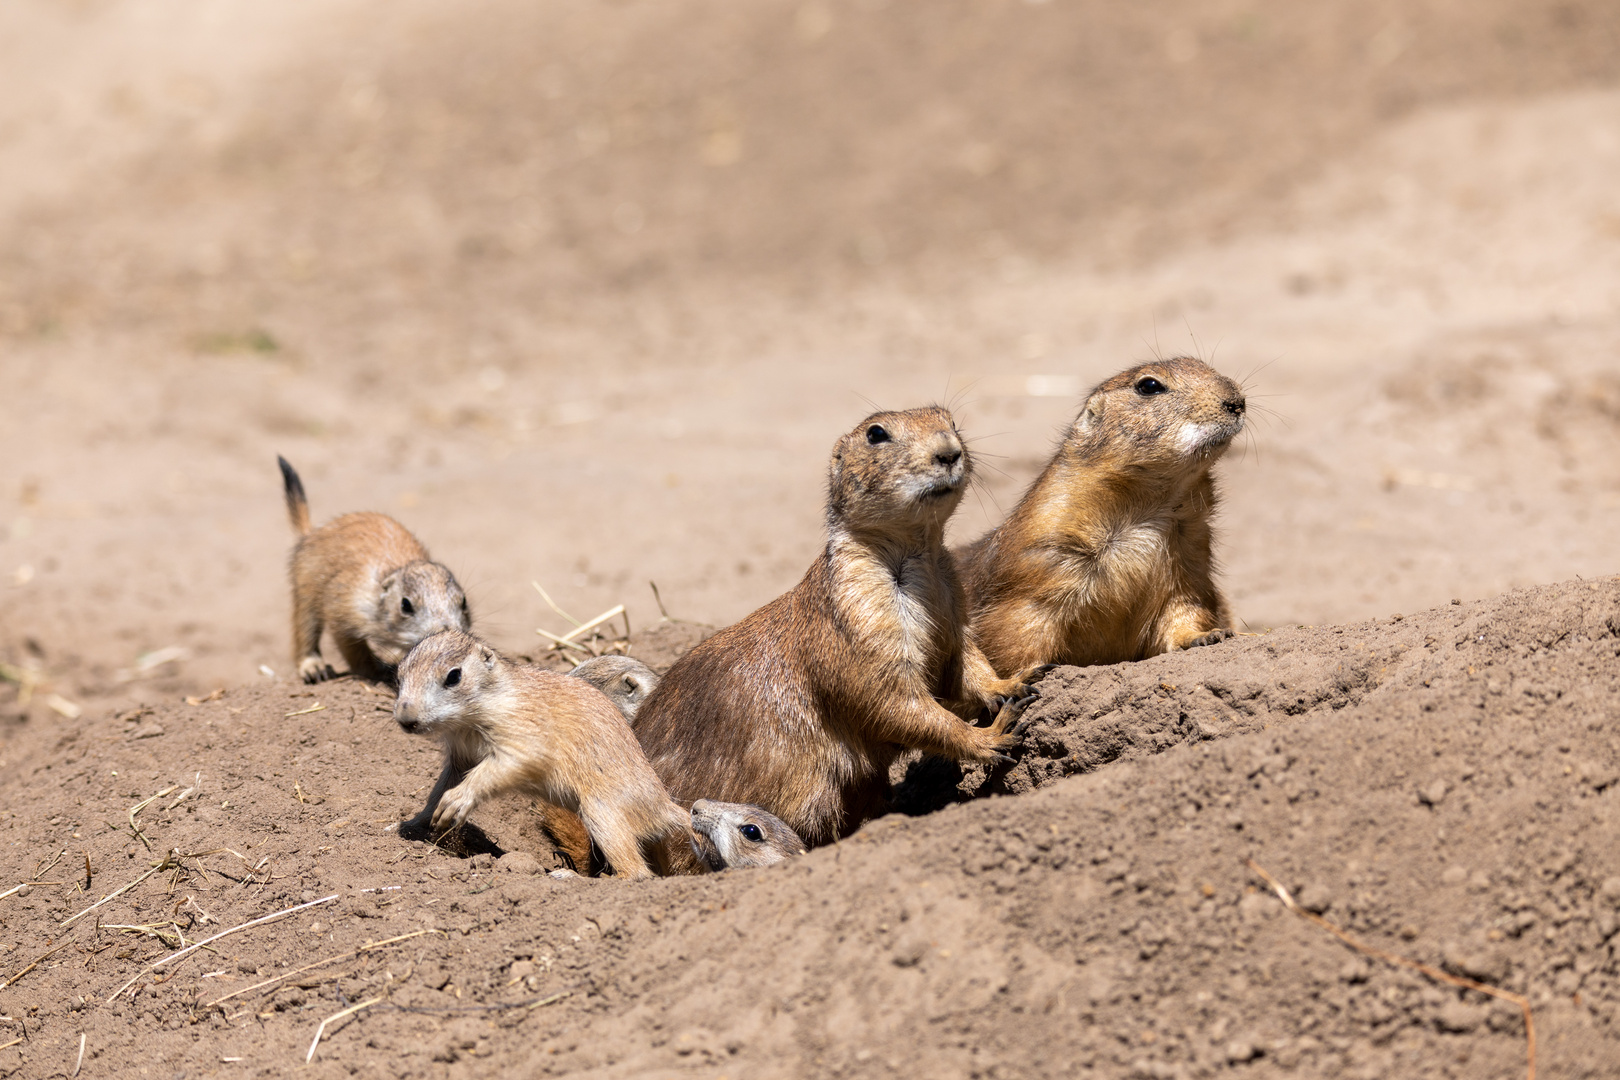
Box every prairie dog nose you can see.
[931,431,964,469]
[1223,397,1246,417]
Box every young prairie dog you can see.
[691,800,807,870]
[957,357,1244,672]
[278,456,470,683]
[630,406,1048,848]
[394,630,691,879]
[568,655,659,720]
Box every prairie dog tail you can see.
[277,455,312,536]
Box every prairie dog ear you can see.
[1073,399,1101,437]
[379,569,401,592]
[480,646,496,671]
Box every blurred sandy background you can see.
[2,0,1619,706]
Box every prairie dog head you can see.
[372,560,472,665]
[827,406,970,535]
[568,655,659,720]
[394,629,502,736]
[690,799,808,869]
[1069,358,1245,472]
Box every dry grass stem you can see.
[71,1032,85,1077]
[126,786,178,852]
[534,628,593,655]
[204,929,438,1007]
[526,989,572,1010]
[108,893,339,1002]
[283,703,326,718]
[530,580,581,627]
[0,939,77,990]
[558,604,626,643]
[305,996,385,1063]
[1247,859,1535,1080]
[0,1037,20,1051]
[61,851,180,927]
[0,881,62,901]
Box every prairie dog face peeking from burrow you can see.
[690,799,807,869]
[569,655,659,721]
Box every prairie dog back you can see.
[395,630,691,879]
[278,456,471,683]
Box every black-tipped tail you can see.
[277,455,311,535]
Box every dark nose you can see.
[1223,398,1246,417]
[936,449,962,467]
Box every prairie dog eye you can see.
[865,425,891,445]
[401,597,416,616]
[443,667,462,688]
[740,823,764,843]
[1134,376,1168,396]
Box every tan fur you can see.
[957,357,1244,673]
[568,655,659,721]
[278,456,470,683]
[395,630,693,880]
[691,800,806,870]
[629,406,1046,848]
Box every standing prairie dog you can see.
[691,800,806,870]
[394,630,693,879]
[630,406,1049,848]
[278,456,470,683]
[957,357,1245,672]
[568,655,659,720]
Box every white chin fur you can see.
[1176,422,1213,454]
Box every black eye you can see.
[400,597,415,615]
[443,667,461,688]
[740,824,763,842]
[865,425,890,445]
[1134,376,1167,396]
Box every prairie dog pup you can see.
[631,406,1047,847]
[279,456,470,683]
[691,800,807,870]
[394,630,691,879]
[568,655,659,720]
[957,357,1244,672]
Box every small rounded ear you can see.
[1073,399,1101,437]
[480,647,495,670]
[379,569,401,593]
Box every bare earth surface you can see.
[2,1,1619,1077]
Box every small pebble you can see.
[1418,779,1448,806]
[1440,865,1468,886]
[1225,1039,1258,1063]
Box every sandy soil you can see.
[2,1,1619,1076]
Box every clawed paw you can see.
[298,657,335,684]
[1185,628,1235,649]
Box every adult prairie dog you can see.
[691,800,806,870]
[278,456,470,683]
[957,357,1244,672]
[394,630,692,879]
[631,406,1047,848]
[568,655,659,720]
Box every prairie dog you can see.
[691,800,806,870]
[630,406,1047,848]
[278,456,470,683]
[568,655,659,720]
[957,357,1244,672]
[394,630,692,879]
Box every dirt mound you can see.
[2,577,1616,1078]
